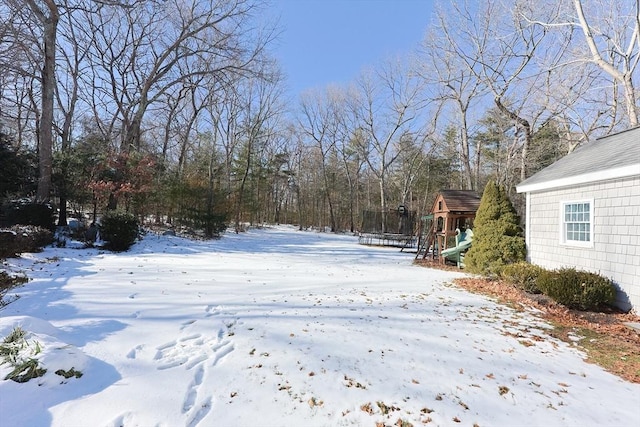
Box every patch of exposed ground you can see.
[415,259,640,384]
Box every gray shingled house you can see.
[516,127,640,312]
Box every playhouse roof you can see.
[432,190,481,213]
[517,126,640,193]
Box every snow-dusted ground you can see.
[1,225,638,427]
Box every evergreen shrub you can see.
[499,262,543,294]
[100,211,139,252]
[464,181,526,276]
[2,201,55,231]
[536,268,616,311]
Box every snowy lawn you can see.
[1,225,638,427]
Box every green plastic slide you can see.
[440,228,473,267]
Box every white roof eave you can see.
[516,163,640,194]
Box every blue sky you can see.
[271,0,436,98]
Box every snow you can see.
[1,225,638,427]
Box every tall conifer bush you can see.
[465,181,526,275]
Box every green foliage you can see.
[2,202,55,231]
[52,147,95,210]
[0,130,37,200]
[0,226,54,259]
[55,367,83,379]
[0,327,26,360]
[167,175,229,238]
[179,207,228,238]
[464,181,526,275]
[5,358,47,383]
[537,268,617,311]
[100,211,139,251]
[1,327,83,383]
[0,327,47,383]
[499,262,543,294]
[527,121,568,177]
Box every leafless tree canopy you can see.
[0,0,636,232]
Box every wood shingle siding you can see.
[517,127,640,312]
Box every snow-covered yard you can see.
[1,225,638,427]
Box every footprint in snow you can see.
[205,305,221,317]
[183,364,205,412]
[180,319,197,330]
[186,397,212,427]
[154,330,234,371]
[126,344,144,359]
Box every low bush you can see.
[500,262,543,294]
[536,268,616,311]
[1,201,55,231]
[0,271,28,307]
[0,226,54,259]
[100,211,139,252]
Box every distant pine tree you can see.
[465,180,526,275]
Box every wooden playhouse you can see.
[416,190,481,260]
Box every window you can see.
[560,199,593,247]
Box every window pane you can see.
[563,202,592,243]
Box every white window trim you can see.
[559,198,594,248]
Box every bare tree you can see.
[232,67,284,232]
[351,61,426,232]
[526,0,639,128]
[83,0,271,153]
[207,82,243,199]
[23,0,59,202]
[436,1,570,191]
[0,3,41,149]
[299,87,350,232]
[335,101,366,233]
[420,3,489,190]
[54,1,94,224]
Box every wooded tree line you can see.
[1,0,638,235]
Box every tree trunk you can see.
[459,115,474,190]
[32,1,59,203]
[573,0,639,127]
[57,193,68,226]
[379,173,387,233]
[622,74,638,127]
